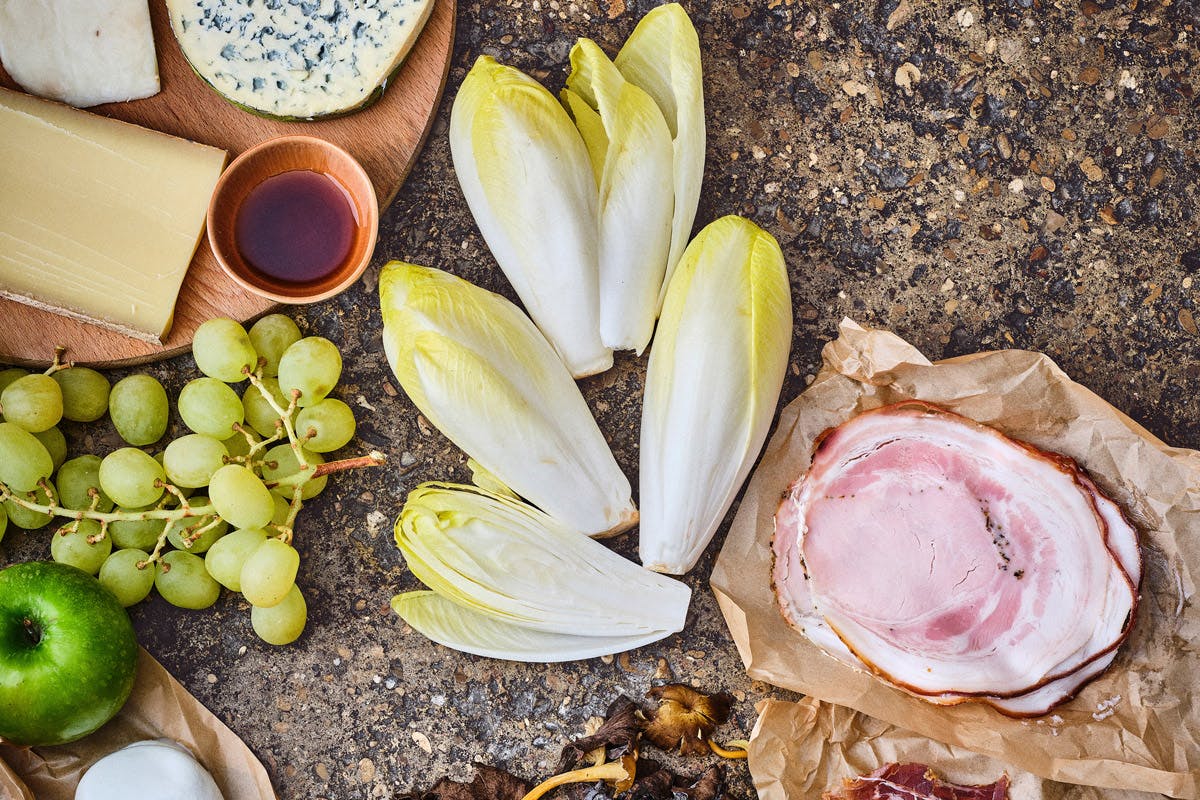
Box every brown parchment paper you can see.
[711,319,1200,798]
[0,647,276,800]
[747,697,1160,800]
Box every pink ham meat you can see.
[772,401,1139,716]
[824,763,1010,800]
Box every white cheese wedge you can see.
[0,0,159,108]
[166,0,435,120]
[0,88,227,342]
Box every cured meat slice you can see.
[824,763,1010,800]
[981,483,1140,715]
[773,401,1138,705]
[774,473,1139,716]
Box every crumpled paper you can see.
[712,319,1200,798]
[747,697,1160,800]
[0,647,275,799]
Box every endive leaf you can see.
[565,39,675,355]
[395,482,691,637]
[560,88,608,186]
[450,55,611,378]
[614,2,705,310]
[379,261,636,537]
[392,591,678,662]
[467,457,518,499]
[639,216,792,575]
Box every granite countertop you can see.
[5,0,1200,797]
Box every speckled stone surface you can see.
[4,0,1200,797]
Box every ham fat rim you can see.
[771,401,1140,714]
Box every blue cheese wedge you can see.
[166,0,435,120]
[0,0,159,107]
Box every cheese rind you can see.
[0,0,160,108]
[0,88,227,343]
[165,0,435,120]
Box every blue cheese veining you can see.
[166,0,435,120]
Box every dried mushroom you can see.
[557,696,643,772]
[643,685,734,756]
[396,764,530,800]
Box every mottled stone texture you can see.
[4,0,1199,797]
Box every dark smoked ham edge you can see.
[823,763,1010,800]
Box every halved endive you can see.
[639,217,792,575]
[563,39,674,354]
[392,483,692,662]
[450,55,611,378]
[379,261,637,537]
[614,3,705,308]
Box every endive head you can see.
[614,3,705,303]
[451,56,611,378]
[639,216,793,575]
[379,261,637,538]
[394,482,690,638]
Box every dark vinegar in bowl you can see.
[234,170,358,285]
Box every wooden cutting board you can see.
[0,0,455,368]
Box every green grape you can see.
[0,368,28,395]
[155,550,221,610]
[222,428,261,459]
[248,314,301,378]
[270,492,291,526]
[110,508,168,551]
[204,527,268,590]
[192,318,258,382]
[208,464,274,529]
[243,377,289,437]
[56,454,115,512]
[109,374,169,446]
[0,421,54,492]
[0,505,7,543]
[278,336,341,408]
[0,373,63,432]
[251,584,307,645]
[32,426,67,471]
[240,538,299,607]
[165,504,227,554]
[178,377,243,439]
[50,519,112,575]
[262,444,326,500]
[163,434,229,488]
[295,398,355,453]
[53,367,111,422]
[3,485,53,529]
[99,548,155,607]
[99,447,165,508]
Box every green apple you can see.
[0,561,138,746]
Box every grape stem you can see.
[0,485,217,525]
[244,368,308,470]
[264,451,387,490]
[43,346,72,376]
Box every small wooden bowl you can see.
[207,135,379,304]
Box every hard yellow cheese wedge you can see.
[0,88,226,342]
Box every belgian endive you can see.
[563,39,674,354]
[379,261,637,537]
[392,483,692,662]
[639,217,792,575]
[614,3,705,309]
[450,55,611,378]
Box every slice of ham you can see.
[824,763,1010,800]
[773,401,1139,712]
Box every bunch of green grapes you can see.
[0,315,378,646]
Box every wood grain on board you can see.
[0,0,456,368]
